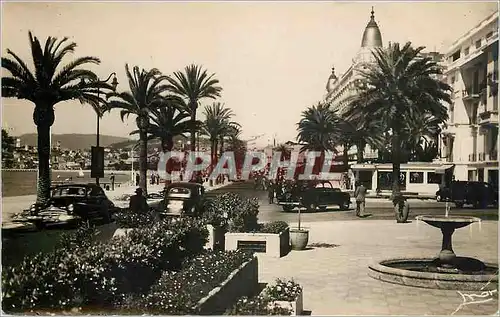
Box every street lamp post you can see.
[81,73,118,186]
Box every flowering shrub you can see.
[113,210,157,228]
[226,295,292,315]
[203,192,260,233]
[264,278,302,301]
[259,221,289,234]
[55,222,97,251]
[2,218,208,313]
[139,250,254,314]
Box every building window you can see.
[427,172,441,184]
[486,31,493,39]
[464,47,470,56]
[452,50,461,61]
[476,39,482,49]
[409,172,424,184]
[450,76,455,84]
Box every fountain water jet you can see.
[369,210,498,290]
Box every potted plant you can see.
[265,279,303,315]
[289,199,309,250]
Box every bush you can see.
[264,278,302,301]
[2,218,209,313]
[113,210,158,228]
[259,221,289,234]
[139,250,254,314]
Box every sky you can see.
[1,1,498,147]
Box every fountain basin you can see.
[368,257,498,291]
[415,215,481,229]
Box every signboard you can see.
[91,146,105,178]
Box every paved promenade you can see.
[257,220,498,315]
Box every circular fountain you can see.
[368,214,498,291]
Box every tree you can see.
[166,64,222,152]
[346,42,451,203]
[107,64,169,195]
[2,129,15,168]
[202,102,238,165]
[296,103,342,174]
[2,32,112,203]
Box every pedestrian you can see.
[135,173,140,186]
[110,173,115,191]
[354,181,367,217]
[150,172,155,185]
[129,188,149,214]
[156,172,160,185]
[268,180,275,204]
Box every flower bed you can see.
[226,279,303,315]
[136,250,257,314]
[2,218,208,313]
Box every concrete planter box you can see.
[205,224,226,251]
[269,291,304,315]
[225,227,290,258]
[2,222,118,267]
[195,256,259,314]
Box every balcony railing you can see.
[469,153,477,162]
[478,152,485,161]
[489,150,498,161]
[462,89,481,100]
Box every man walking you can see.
[354,181,367,217]
[110,173,115,191]
[268,180,275,204]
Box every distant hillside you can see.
[18,134,131,151]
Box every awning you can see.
[435,164,455,174]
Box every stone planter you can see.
[205,224,226,251]
[195,256,259,314]
[2,222,118,267]
[225,227,290,257]
[269,291,304,316]
[289,229,309,250]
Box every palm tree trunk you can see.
[343,143,350,170]
[391,132,401,198]
[36,124,51,204]
[139,130,148,195]
[163,136,174,185]
[356,141,365,163]
[190,107,196,152]
[219,137,224,157]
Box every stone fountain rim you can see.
[369,257,498,282]
[415,215,482,223]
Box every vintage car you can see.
[159,182,206,218]
[277,181,351,212]
[15,183,116,228]
[436,181,498,208]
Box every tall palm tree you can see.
[166,64,222,152]
[273,143,291,161]
[107,64,169,195]
[349,42,451,201]
[296,103,342,174]
[202,102,238,164]
[130,96,198,152]
[2,32,112,203]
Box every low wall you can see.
[195,256,259,314]
[2,222,118,267]
[225,228,290,258]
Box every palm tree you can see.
[202,102,238,165]
[2,32,112,203]
[131,96,197,152]
[166,64,222,152]
[348,42,451,201]
[107,64,169,195]
[296,103,342,174]
[274,143,291,161]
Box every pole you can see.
[96,87,100,186]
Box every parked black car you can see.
[436,181,498,208]
[160,182,206,218]
[277,180,351,212]
[16,184,116,228]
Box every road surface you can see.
[205,181,499,222]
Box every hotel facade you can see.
[440,11,499,186]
